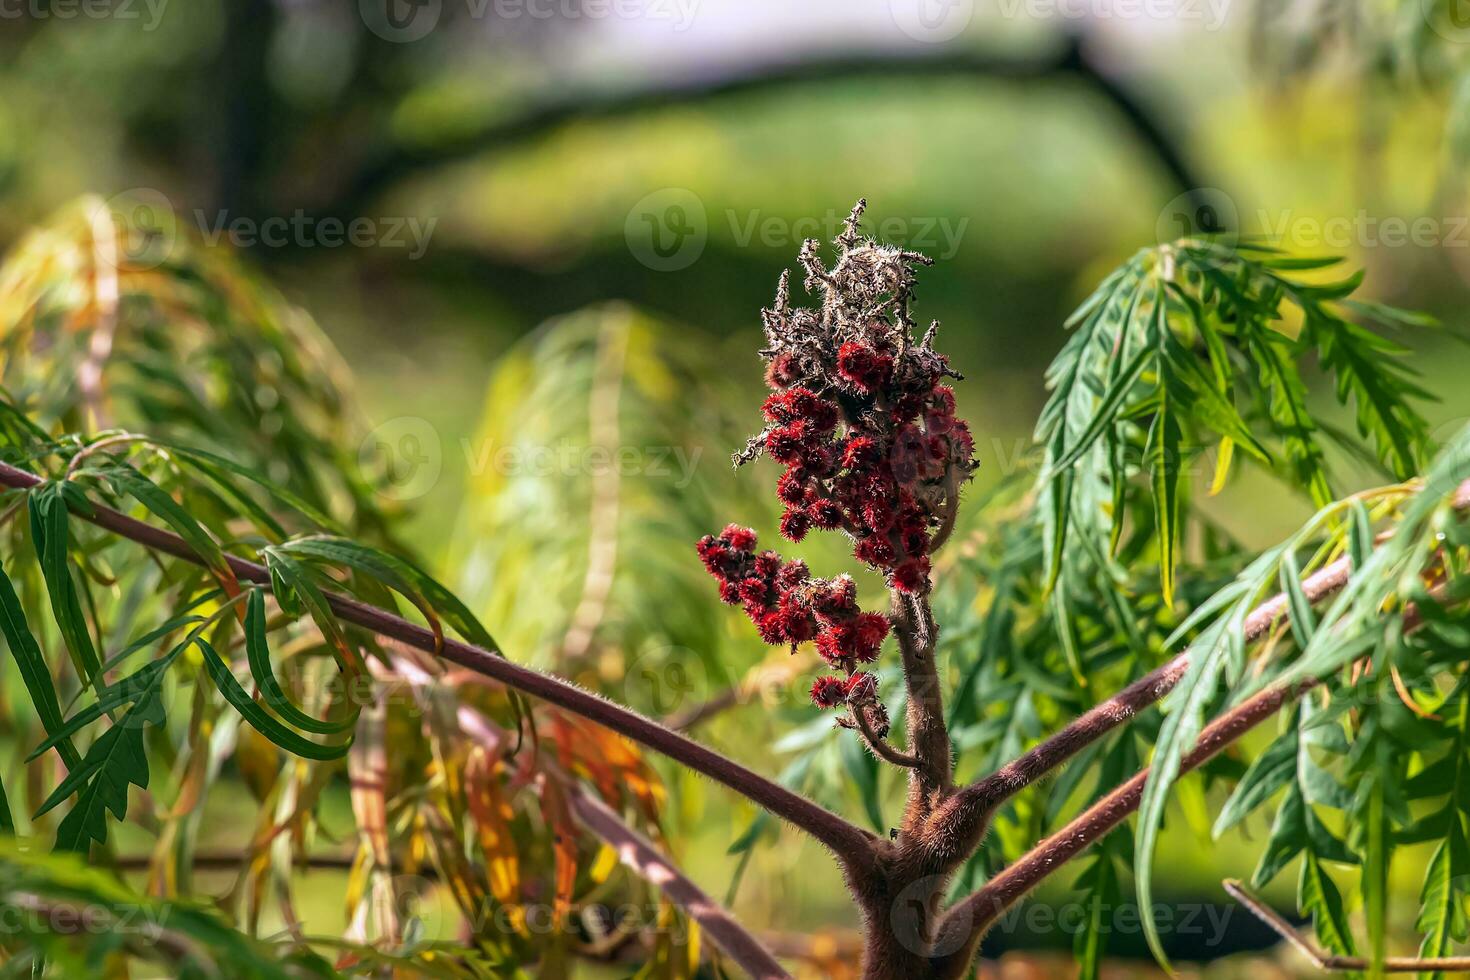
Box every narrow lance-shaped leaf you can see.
[195,637,352,762]
[28,486,103,688]
[244,587,358,736]
[1147,399,1182,609]
[0,559,82,770]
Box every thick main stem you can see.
[893,593,952,800]
[0,461,877,865]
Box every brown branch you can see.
[1223,878,1470,972]
[941,479,1470,848]
[854,704,920,770]
[922,525,1465,978]
[0,460,877,866]
[927,540,1365,861]
[929,677,1312,977]
[567,787,793,980]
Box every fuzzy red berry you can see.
[842,436,881,470]
[722,524,757,552]
[752,551,782,578]
[779,600,818,643]
[837,342,892,394]
[929,386,956,416]
[811,676,848,708]
[755,611,787,645]
[854,534,896,568]
[779,508,812,542]
[807,499,844,530]
[765,425,807,465]
[739,578,771,609]
[855,612,890,653]
[776,560,810,590]
[815,630,848,667]
[765,351,801,389]
[811,577,857,620]
[776,469,808,505]
[892,557,931,593]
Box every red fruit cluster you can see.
[696,524,889,710]
[704,204,975,724]
[760,344,973,596]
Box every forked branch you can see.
[942,545,1361,824]
[930,678,1311,975]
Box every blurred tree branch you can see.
[310,33,1209,225]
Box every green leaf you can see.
[97,464,235,585]
[28,486,103,689]
[1300,851,1357,959]
[1364,772,1390,978]
[1051,344,1153,471]
[1073,846,1121,980]
[1136,611,1241,968]
[195,637,351,762]
[1252,785,1309,887]
[0,559,81,770]
[1147,402,1182,608]
[1349,499,1374,570]
[244,588,358,736]
[1214,727,1296,837]
[33,641,182,852]
[1280,550,1318,649]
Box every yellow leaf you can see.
[1209,436,1235,496]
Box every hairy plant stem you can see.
[892,593,951,798]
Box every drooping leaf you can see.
[0,559,81,770]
